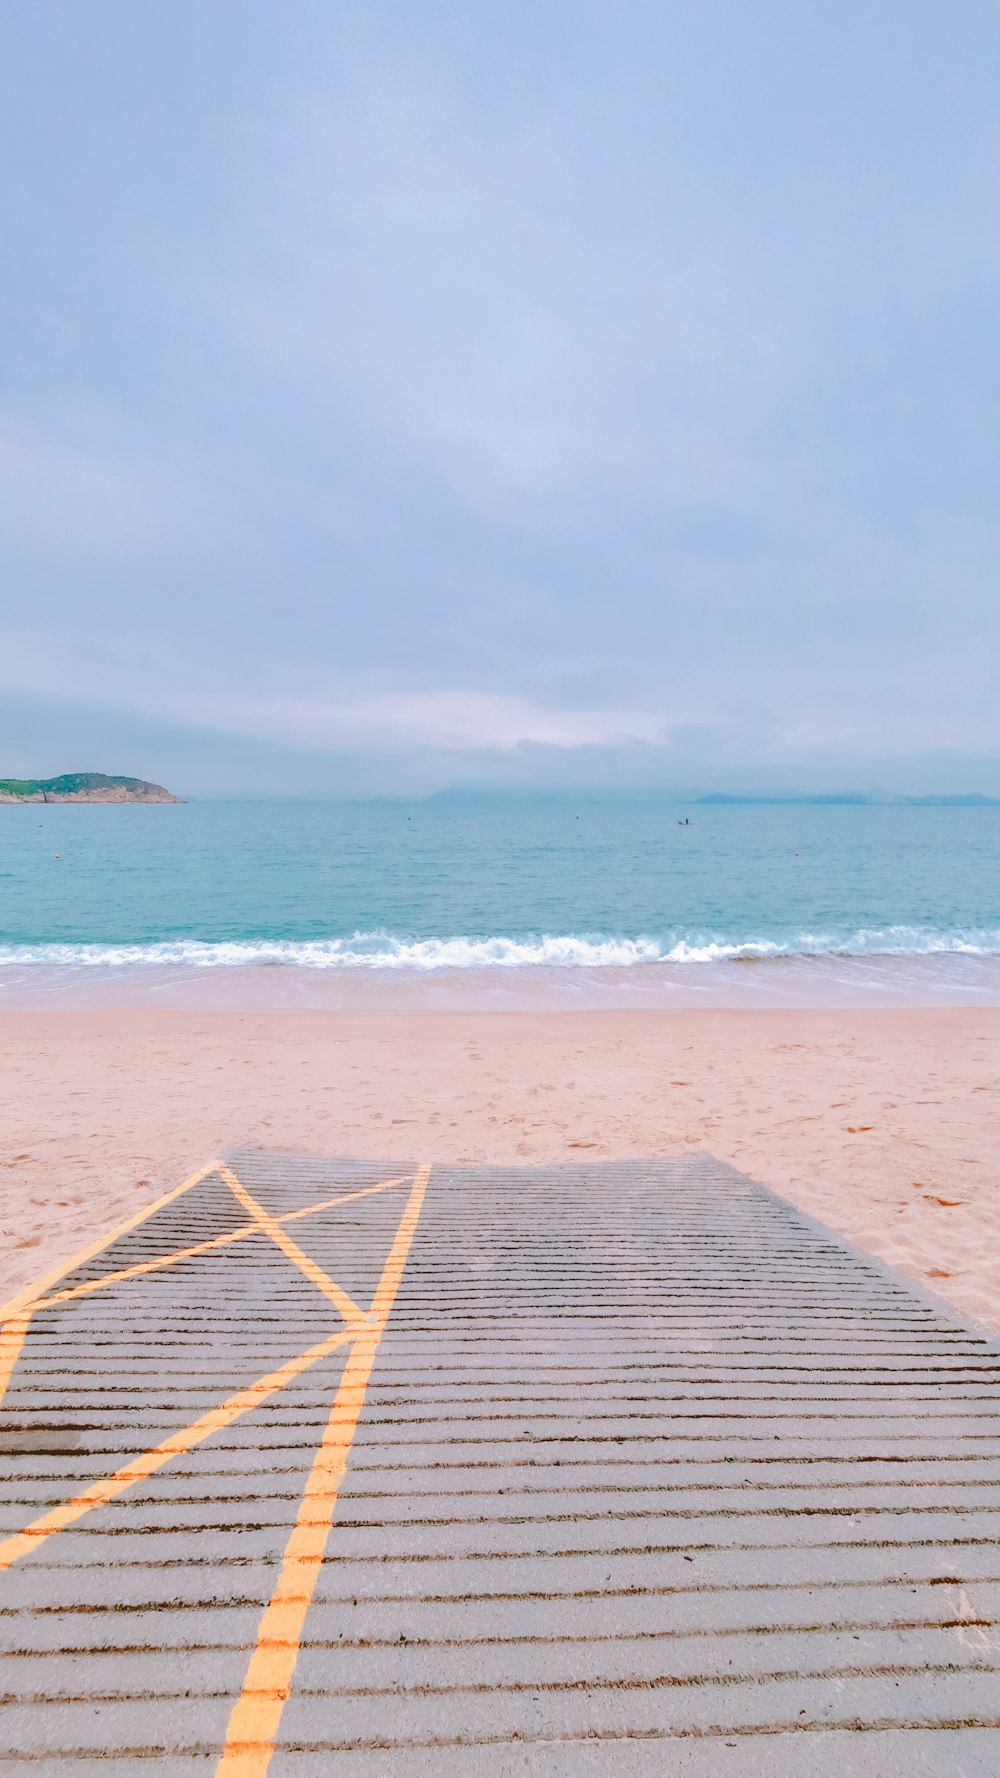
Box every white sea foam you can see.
[3,927,1000,971]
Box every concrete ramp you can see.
[1,1151,999,1775]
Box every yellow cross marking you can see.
[0,1155,433,1773]
[216,1163,431,1777]
[219,1165,371,1331]
[0,1326,358,1568]
[0,1158,222,1412]
[0,1165,415,1407]
[28,1177,412,1316]
[0,1161,223,1323]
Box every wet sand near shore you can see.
[2,1006,998,1331]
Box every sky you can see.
[1,0,998,795]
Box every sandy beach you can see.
[2,1004,998,1331]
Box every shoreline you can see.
[3,949,1000,1011]
[2,1005,998,1334]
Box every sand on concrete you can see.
[1,1007,998,1331]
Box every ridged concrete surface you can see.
[1,1150,999,1775]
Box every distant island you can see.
[697,792,1000,807]
[0,773,181,804]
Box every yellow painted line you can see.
[0,1159,220,1410]
[33,1226,270,1311]
[0,1326,358,1570]
[280,1175,411,1225]
[0,1315,30,1412]
[31,1176,413,1315]
[0,1159,220,1322]
[366,1164,431,1325]
[215,1163,432,1778]
[221,1165,371,1331]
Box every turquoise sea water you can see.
[1,796,1000,1004]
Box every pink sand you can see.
[2,1007,999,1331]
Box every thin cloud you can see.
[0,5,998,789]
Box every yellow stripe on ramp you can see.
[0,1326,357,1569]
[215,1162,432,1778]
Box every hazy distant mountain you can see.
[697,792,1000,807]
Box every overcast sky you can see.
[1,1,998,794]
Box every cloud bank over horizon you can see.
[1,1,998,794]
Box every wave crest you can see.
[3,926,1000,971]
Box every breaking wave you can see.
[3,926,1000,971]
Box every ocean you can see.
[2,794,999,1008]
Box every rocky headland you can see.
[0,773,181,804]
